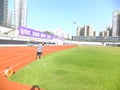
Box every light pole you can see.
[73,21,78,36]
[73,21,76,25]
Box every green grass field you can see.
[9,46,120,90]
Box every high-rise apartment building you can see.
[54,28,63,37]
[7,8,12,27]
[99,31,107,37]
[106,26,112,37]
[76,25,95,36]
[62,31,69,39]
[99,26,112,37]
[14,0,27,29]
[112,10,120,37]
[0,0,8,27]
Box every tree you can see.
[44,31,54,35]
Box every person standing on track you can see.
[36,42,44,60]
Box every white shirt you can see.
[37,44,43,52]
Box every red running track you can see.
[0,45,76,90]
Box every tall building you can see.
[106,26,112,37]
[99,30,107,37]
[0,0,8,27]
[62,31,69,39]
[112,10,120,37]
[99,26,112,37]
[54,28,63,37]
[14,0,27,29]
[7,8,12,28]
[76,25,95,36]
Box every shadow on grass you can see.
[30,85,40,90]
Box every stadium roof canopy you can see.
[0,26,13,32]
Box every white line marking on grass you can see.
[44,66,117,79]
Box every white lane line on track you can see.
[0,53,25,59]
[0,57,35,74]
[11,57,35,68]
[0,47,36,58]
[0,54,33,64]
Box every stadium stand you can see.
[2,26,120,46]
[0,26,57,46]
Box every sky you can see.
[11,0,120,36]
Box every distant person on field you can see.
[36,42,44,60]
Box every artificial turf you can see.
[9,46,120,90]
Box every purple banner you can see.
[19,26,52,39]
[19,27,31,36]
[31,30,40,38]
[19,26,64,40]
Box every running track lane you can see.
[0,45,77,90]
